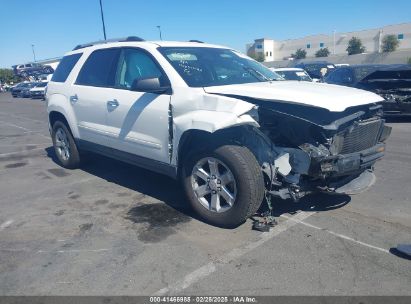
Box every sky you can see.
[1,0,410,68]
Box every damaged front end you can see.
[236,100,392,201]
[376,88,411,115]
[361,66,411,116]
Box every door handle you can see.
[107,99,119,108]
[69,94,78,103]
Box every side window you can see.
[326,69,341,82]
[115,48,166,89]
[339,69,354,84]
[76,48,120,87]
[51,53,82,83]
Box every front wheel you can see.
[51,121,81,169]
[182,145,265,228]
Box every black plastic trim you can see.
[76,139,177,179]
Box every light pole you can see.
[156,25,162,40]
[31,44,36,62]
[333,30,336,55]
[99,0,107,40]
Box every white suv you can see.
[46,37,391,228]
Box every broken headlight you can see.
[299,143,330,158]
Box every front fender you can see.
[172,110,258,166]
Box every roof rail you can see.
[73,36,145,51]
[188,40,204,43]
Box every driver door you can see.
[105,47,172,164]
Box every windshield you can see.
[276,70,312,81]
[35,82,48,87]
[301,64,335,78]
[158,47,282,87]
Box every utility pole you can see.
[99,0,107,40]
[31,44,36,62]
[378,29,383,53]
[156,25,162,40]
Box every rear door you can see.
[70,48,120,145]
[105,47,171,163]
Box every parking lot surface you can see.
[0,92,410,295]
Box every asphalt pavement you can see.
[0,92,410,296]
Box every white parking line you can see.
[37,249,109,253]
[0,248,109,253]
[0,147,46,157]
[0,121,31,131]
[0,220,14,231]
[0,111,45,124]
[0,143,50,147]
[0,120,50,140]
[153,211,315,296]
[281,214,390,254]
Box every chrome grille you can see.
[339,119,383,154]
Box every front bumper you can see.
[316,143,386,177]
[328,169,376,195]
[30,92,45,99]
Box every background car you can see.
[11,82,29,97]
[270,67,313,81]
[19,82,37,98]
[324,64,411,116]
[29,82,48,99]
[12,63,54,78]
[294,61,336,82]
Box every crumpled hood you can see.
[204,81,384,112]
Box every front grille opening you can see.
[338,119,383,154]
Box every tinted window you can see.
[353,66,379,81]
[277,70,311,81]
[51,53,82,83]
[339,69,354,83]
[116,48,166,89]
[76,49,120,87]
[325,69,340,83]
[327,68,353,84]
[302,64,322,78]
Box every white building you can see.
[246,22,411,62]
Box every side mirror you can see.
[131,77,171,94]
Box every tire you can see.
[51,121,81,169]
[182,145,265,228]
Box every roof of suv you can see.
[68,39,230,56]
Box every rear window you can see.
[76,48,120,87]
[51,53,82,83]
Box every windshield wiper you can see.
[242,66,273,82]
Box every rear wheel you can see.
[182,145,265,228]
[51,121,81,169]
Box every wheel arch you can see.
[176,125,275,182]
[47,94,79,138]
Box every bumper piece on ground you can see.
[328,170,376,195]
